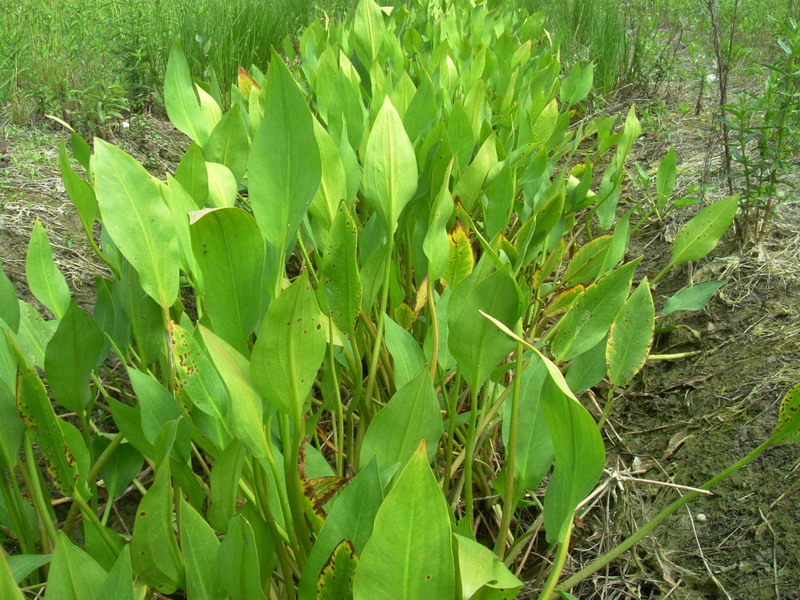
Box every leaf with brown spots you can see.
[316,540,358,600]
[772,382,800,444]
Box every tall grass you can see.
[0,0,320,131]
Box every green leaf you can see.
[455,534,523,599]
[670,196,738,266]
[562,236,613,286]
[316,540,358,600]
[361,368,442,470]
[453,134,498,212]
[205,162,238,208]
[448,268,522,390]
[59,141,97,234]
[131,461,184,594]
[218,515,267,600]
[298,461,384,600]
[772,382,800,444]
[208,440,247,532]
[440,224,474,288]
[204,104,249,183]
[7,553,51,585]
[200,325,268,458]
[607,279,655,387]
[180,496,224,600]
[44,302,104,413]
[353,445,455,600]
[44,532,107,600]
[96,546,139,600]
[191,207,265,353]
[165,45,210,146]
[362,97,418,233]
[321,202,362,334]
[26,219,71,319]
[383,318,427,389]
[540,366,605,543]
[352,0,386,65]
[251,274,326,419]
[0,551,24,600]
[99,441,143,501]
[551,259,641,362]
[565,337,608,395]
[560,62,594,105]
[423,161,456,281]
[9,332,79,494]
[0,377,24,469]
[662,280,727,315]
[311,119,347,229]
[249,50,321,258]
[0,268,19,332]
[127,369,182,445]
[656,148,677,203]
[175,144,209,207]
[502,358,553,495]
[93,139,179,308]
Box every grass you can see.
[0,0,338,133]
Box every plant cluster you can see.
[722,18,800,243]
[1,0,796,598]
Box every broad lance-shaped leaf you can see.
[191,207,265,354]
[423,160,455,281]
[251,274,326,420]
[165,45,210,146]
[383,317,426,389]
[669,196,738,267]
[551,258,641,362]
[93,139,180,308]
[772,382,800,444]
[8,332,79,495]
[455,535,523,599]
[249,50,321,261]
[321,202,362,334]
[448,268,522,390]
[180,496,224,600]
[539,361,605,544]
[607,278,654,388]
[131,461,184,594]
[352,0,385,65]
[476,315,605,545]
[501,358,553,500]
[26,219,71,319]
[362,97,418,234]
[44,302,104,413]
[298,461,384,600]
[360,368,442,471]
[204,103,249,183]
[217,515,267,600]
[662,280,727,315]
[59,140,97,234]
[440,224,474,288]
[44,532,107,600]
[200,326,268,458]
[311,118,347,229]
[175,143,209,206]
[353,444,455,600]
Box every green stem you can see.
[73,492,120,554]
[254,465,297,600]
[597,386,615,430]
[555,437,775,592]
[442,373,461,496]
[495,335,524,557]
[62,433,124,537]
[327,315,346,477]
[538,519,574,600]
[650,260,674,286]
[0,468,33,556]
[21,435,58,547]
[463,385,481,533]
[279,413,310,566]
[356,231,395,467]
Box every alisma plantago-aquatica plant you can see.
[1,0,795,598]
